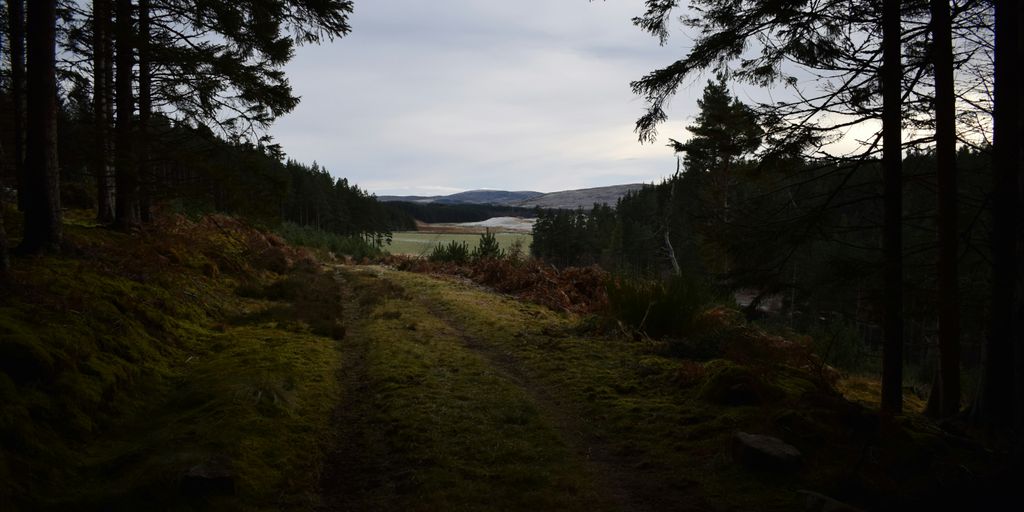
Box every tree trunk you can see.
[93,0,116,224]
[977,0,1021,431]
[664,160,682,276]
[137,0,152,222]
[7,0,26,212]
[0,12,8,274]
[880,0,904,415]
[18,0,61,253]
[114,0,141,229]
[0,205,8,273]
[1016,0,1024,440]
[928,0,961,419]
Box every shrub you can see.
[605,274,710,339]
[428,240,471,264]
[505,238,525,262]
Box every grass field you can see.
[387,231,533,256]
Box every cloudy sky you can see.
[271,1,710,196]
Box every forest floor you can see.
[1,211,1013,511]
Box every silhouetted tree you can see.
[19,0,62,252]
[7,0,25,211]
[113,0,140,229]
[880,0,904,415]
[976,0,1022,432]
[926,0,961,419]
[92,0,116,223]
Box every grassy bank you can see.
[0,210,345,510]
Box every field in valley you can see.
[387,218,534,256]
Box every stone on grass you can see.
[180,459,236,498]
[798,490,866,512]
[732,431,802,471]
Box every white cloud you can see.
[271,0,691,195]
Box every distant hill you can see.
[379,184,645,210]
[378,189,542,205]
[512,184,645,210]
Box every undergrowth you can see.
[385,255,609,314]
[605,274,710,339]
[276,221,383,261]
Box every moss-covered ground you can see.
[1,210,345,510]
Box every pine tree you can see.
[880,0,904,415]
[92,0,116,223]
[19,0,62,253]
[7,0,26,211]
[926,0,961,419]
[674,77,762,223]
[976,0,1022,432]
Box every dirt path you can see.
[418,299,646,512]
[317,266,713,511]
[317,270,380,511]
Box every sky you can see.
[271,1,708,196]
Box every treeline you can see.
[387,201,537,224]
[534,147,993,358]
[1,0,408,260]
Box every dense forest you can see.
[533,0,1023,431]
[386,201,537,224]
[0,0,412,258]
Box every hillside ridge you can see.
[379,183,645,210]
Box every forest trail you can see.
[317,266,720,512]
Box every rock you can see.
[732,431,802,471]
[180,459,236,498]
[798,490,865,512]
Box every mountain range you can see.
[378,183,645,211]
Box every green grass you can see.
[337,267,802,511]
[387,232,532,257]
[327,269,603,511]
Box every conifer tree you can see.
[19,0,62,252]
[674,77,762,223]
[92,0,116,223]
[6,0,26,212]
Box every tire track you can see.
[417,298,672,512]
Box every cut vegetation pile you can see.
[384,255,609,314]
[0,209,346,510]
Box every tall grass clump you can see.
[606,274,710,339]
[276,222,383,260]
